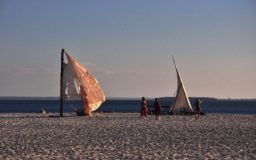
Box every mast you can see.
[171,56,178,113]
[60,49,65,117]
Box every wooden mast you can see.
[60,49,65,117]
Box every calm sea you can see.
[0,99,256,114]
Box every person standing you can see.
[140,97,148,118]
[154,98,161,120]
[195,98,202,120]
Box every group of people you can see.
[140,97,202,120]
[140,97,161,120]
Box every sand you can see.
[0,113,255,159]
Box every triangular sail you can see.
[170,57,193,114]
[63,61,80,99]
[63,51,105,115]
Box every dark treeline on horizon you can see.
[0,97,255,101]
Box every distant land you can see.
[0,97,255,101]
[0,97,60,100]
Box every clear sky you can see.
[0,0,255,98]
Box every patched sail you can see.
[170,57,193,114]
[63,51,105,115]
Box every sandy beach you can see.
[0,113,255,159]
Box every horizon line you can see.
[0,96,255,100]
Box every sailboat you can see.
[170,57,193,114]
[59,49,105,116]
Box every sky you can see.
[0,0,255,98]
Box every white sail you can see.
[63,61,80,99]
[170,57,193,114]
[62,51,105,115]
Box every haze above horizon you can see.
[0,0,255,99]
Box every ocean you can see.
[0,98,256,114]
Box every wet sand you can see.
[0,113,255,159]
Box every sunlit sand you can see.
[0,113,255,159]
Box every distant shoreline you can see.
[0,96,255,101]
